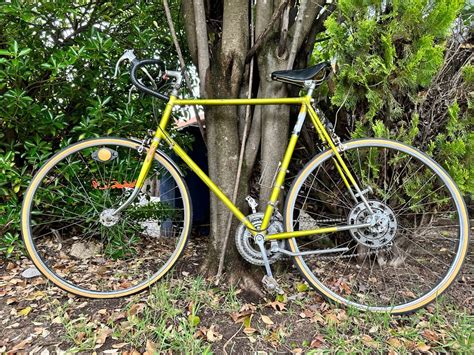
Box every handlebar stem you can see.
[165,70,183,96]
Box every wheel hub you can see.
[99,209,120,227]
[235,212,285,265]
[348,200,397,248]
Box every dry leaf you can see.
[230,309,253,323]
[18,306,32,317]
[145,339,157,354]
[267,301,286,311]
[74,332,86,344]
[422,329,439,342]
[95,327,112,348]
[6,262,16,271]
[206,325,222,342]
[261,315,274,325]
[310,335,324,348]
[128,303,145,317]
[112,343,128,349]
[11,338,31,351]
[110,311,126,322]
[417,342,431,352]
[291,348,303,354]
[387,337,402,348]
[243,327,257,335]
[361,334,379,349]
[325,312,338,324]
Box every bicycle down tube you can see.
[129,93,370,240]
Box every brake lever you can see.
[113,49,137,79]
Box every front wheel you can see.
[21,138,192,298]
[284,139,469,314]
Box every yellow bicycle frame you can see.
[134,93,363,240]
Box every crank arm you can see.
[272,246,349,257]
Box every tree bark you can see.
[181,0,333,291]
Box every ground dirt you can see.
[1,232,472,354]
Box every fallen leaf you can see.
[11,338,31,351]
[18,306,32,317]
[361,334,379,349]
[112,343,128,349]
[188,314,200,327]
[416,342,431,352]
[296,283,309,292]
[145,339,156,355]
[299,309,314,319]
[95,327,112,348]
[110,311,126,322]
[128,303,145,317]
[310,335,324,348]
[291,348,303,354]
[193,326,208,339]
[74,332,86,344]
[6,262,16,271]
[275,294,287,303]
[267,301,286,311]
[387,337,402,348]
[325,312,338,324]
[230,309,253,323]
[243,327,256,335]
[261,315,274,325]
[206,325,222,342]
[369,325,378,333]
[243,314,253,329]
[422,329,439,342]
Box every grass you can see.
[49,275,473,353]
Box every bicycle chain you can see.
[317,245,392,260]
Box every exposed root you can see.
[229,270,265,301]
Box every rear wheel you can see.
[284,139,469,313]
[21,138,192,298]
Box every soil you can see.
[0,231,472,353]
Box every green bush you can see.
[314,0,473,198]
[0,1,188,257]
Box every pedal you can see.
[262,275,284,295]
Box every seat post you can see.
[305,81,317,97]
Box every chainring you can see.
[235,212,285,266]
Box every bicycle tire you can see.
[21,137,192,298]
[284,138,469,314]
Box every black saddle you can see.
[271,61,331,86]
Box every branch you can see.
[193,0,210,97]
[245,0,290,63]
[162,0,206,143]
[286,0,308,69]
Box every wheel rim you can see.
[285,139,469,313]
[22,138,191,297]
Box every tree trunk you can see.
[181,0,335,291]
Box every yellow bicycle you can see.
[21,51,470,313]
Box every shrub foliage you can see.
[0,1,185,257]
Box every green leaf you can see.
[296,283,309,292]
[188,314,200,327]
[18,48,31,57]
